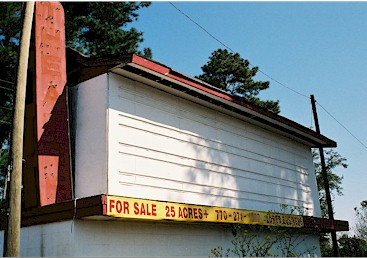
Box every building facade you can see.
[1,51,348,256]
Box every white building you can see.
[0,50,348,256]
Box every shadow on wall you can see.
[111,75,315,215]
[37,87,72,205]
[181,100,315,214]
[23,86,72,207]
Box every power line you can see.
[0,79,15,85]
[0,85,14,92]
[168,2,367,152]
[168,2,235,53]
[256,69,309,98]
[0,79,15,92]
[316,101,367,150]
[0,120,12,125]
[168,2,309,99]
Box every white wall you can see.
[72,220,320,257]
[107,73,321,216]
[0,220,320,256]
[70,74,109,198]
[0,221,74,256]
[72,220,232,256]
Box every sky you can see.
[131,1,367,232]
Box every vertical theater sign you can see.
[23,1,72,208]
[1,2,349,256]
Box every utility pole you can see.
[310,94,339,257]
[5,2,35,256]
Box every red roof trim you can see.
[167,73,235,102]
[132,55,170,75]
[132,54,238,104]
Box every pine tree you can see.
[196,49,280,113]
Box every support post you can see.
[310,94,339,257]
[5,2,35,256]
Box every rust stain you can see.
[35,2,72,206]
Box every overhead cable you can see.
[169,2,235,53]
[0,79,15,85]
[168,2,309,99]
[168,2,367,151]
[316,101,367,150]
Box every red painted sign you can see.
[34,2,72,205]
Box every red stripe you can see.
[132,55,170,75]
[166,73,235,102]
[132,54,240,104]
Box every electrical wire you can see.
[0,79,15,85]
[168,1,367,152]
[316,101,367,150]
[256,69,309,98]
[0,79,15,92]
[0,85,14,92]
[168,2,235,53]
[168,2,309,99]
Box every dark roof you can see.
[66,48,336,148]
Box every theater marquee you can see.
[106,196,304,228]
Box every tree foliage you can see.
[211,206,318,257]
[196,49,280,113]
[0,2,20,147]
[338,234,367,257]
[211,224,318,257]
[354,200,367,241]
[320,234,367,257]
[62,2,152,58]
[313,149,350,257]
[313,150,367,257]
[0,2,22,81]
[313,149,347,218]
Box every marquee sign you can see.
[22,1,72,207]
[106,196,304,228]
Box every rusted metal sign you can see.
[34,2,71,206]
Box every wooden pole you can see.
[5,2,35,256]
[310,94,339,257]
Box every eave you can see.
[66,49,336,148]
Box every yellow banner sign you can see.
[106,196,304,228]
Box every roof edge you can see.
[66,50,336,148]
[128,54,336,148]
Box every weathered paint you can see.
[34,2,71,205]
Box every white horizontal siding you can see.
[71,74,108,198]
[108,73,319,215]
